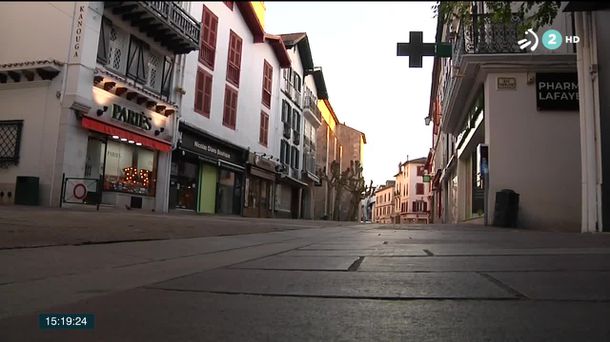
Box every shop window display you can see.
[103,140,157,196]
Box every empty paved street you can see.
[1,211,610,341]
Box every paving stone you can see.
[154,269,516,299]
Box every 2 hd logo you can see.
[519,29,580,52]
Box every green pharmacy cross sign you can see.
[397,31,452,68]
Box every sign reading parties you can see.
[536,73,579,111]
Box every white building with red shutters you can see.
[171,2,292,217]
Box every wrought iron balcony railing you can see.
[105,2,200,55]
[302,94,321,123]
[442,13,524,114]
[454,13,524,60]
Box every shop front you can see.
[82,87,173,211]
[172,123,247,215]
[274,171,307,219]
[244,153,279,218]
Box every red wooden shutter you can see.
[194,69,204,113]
[200,6,218,69]
[230,88,238,127]
[223,86,231,127]
[262,61,272,107]
[259,112,268,146]
[227,31,242,86]
[203,72,213,116]
[265,114,269,146]
[416,183,424,195]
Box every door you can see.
[198,163,218,214]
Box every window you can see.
[262,60,273,108]
[413,200,428,212]
[200,6,218,70]
[194,68,213,117]
[259,112,269,146]
[292,109,300,133]
[101,140,157,196]
[282,100,291,124]
[293,72,302,92]
[227,30,242,87]
[280,139,290,165]
[291,146,299,169]
[0,120,23,166]
[98,18,173,98]
[417,166,424,177]
[223,1,233,10]
[416,183,424,195]
[222,86,238,129]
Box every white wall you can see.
[485,72,581,231]
[182,2,282,159]
[0,81,63,206]
[0,2,74,63]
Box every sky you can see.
[265,2,437,187]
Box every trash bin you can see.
[492,189,519,227]
[14,176,40,206]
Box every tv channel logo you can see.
[519,29,580,52]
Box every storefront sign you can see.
[254,155,277,172]
[194,141,231,160]
[536,73,579,111]
[180,131,244,165]
[69,3,87,63]
[111,104,152,130]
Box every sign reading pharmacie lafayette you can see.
[180,131,244,165]
[536,73,579,111]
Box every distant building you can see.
[374,180,395,224]
[394,158,430,224]
[336,123,367,221]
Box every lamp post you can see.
[424,116,431,126]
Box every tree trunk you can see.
[334,188,342,221]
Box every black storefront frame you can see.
[174,123,248,216]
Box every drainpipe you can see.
[576,11,603,232]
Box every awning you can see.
[249,165,277,181]
[279,175,308,188]
[81,116,172,152]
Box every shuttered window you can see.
[199,6,218,70]
[226,30,242,87]
[222,86,238,129]
[262,60,273,108]
[194,68,212,117]
[259,112,269,146]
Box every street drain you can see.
[348,256,365,271]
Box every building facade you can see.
[0,2,199,212]
[172,2,289,217]
[335,123,367,221]
[394,158,430,224]
[313,97,343,220]
[426,3,580,231]
[374,180,395,224]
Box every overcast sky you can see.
[265,1,437,187]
